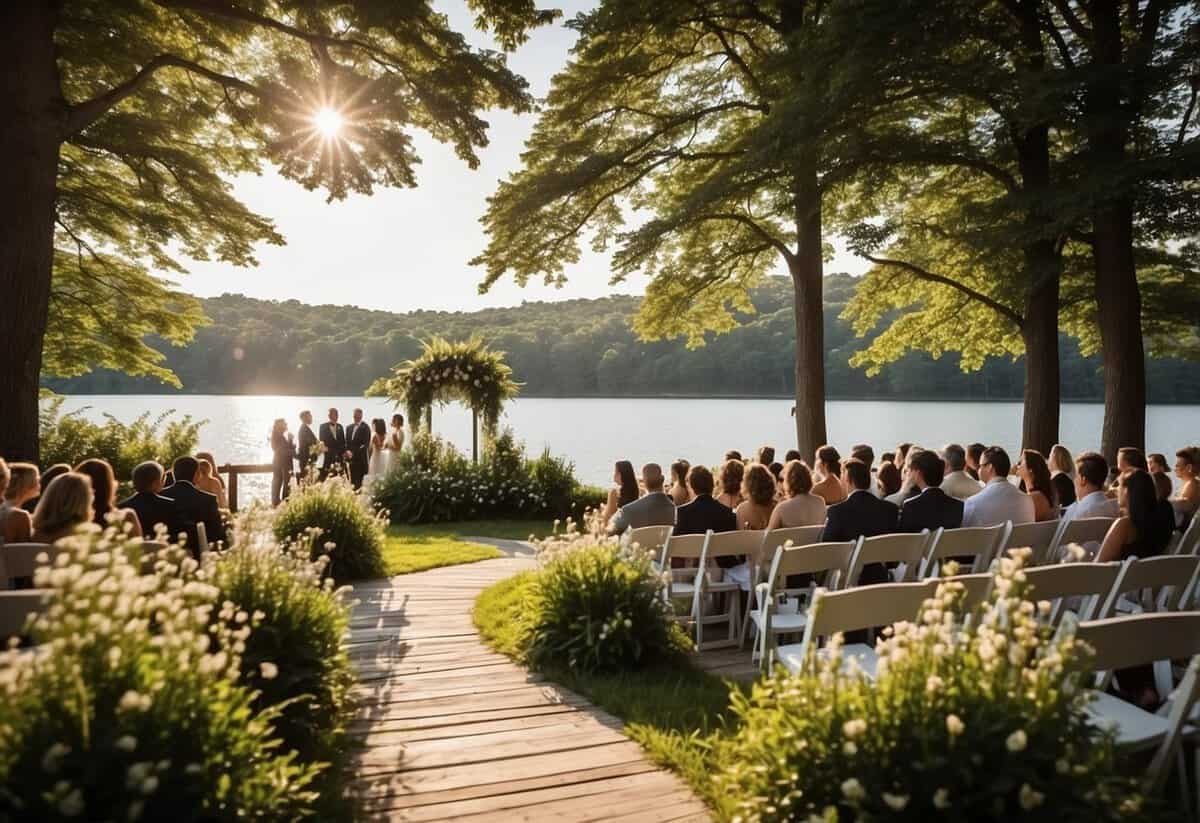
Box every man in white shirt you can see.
[940,443,983,500]
[962,446,1035,527]
[1062,451,1120,522]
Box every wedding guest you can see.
[767,461,826,529]
[1048,444,1075,478]
[965,442,986,480]
[735,464,776,530]
[608,463,674,535]
[940,444,982,500]
[876,462,901,498]
[74,458,142,536]
[1052,472,1076,509]
[389,413,406,454]
[880,451,895,467]
[768,461,784,491]
[724,449,743,461]
[675,465,736,536]
[1173,448,1199,517]
[119,461,184,539]
[886,447,922,507]
[1117,446,1148,477]
[850,444,875,467]
[1147,453,1169,475]
[899,449,963,533]
[755,446,775,466]
[716,459,745,509]
[161,456,226,553]
[32,472,95,543]
[270,418,296,506]
[319,408,347,480]
[668,460,692,506]
[962,447,1034,527]
[811,445,846,506]
[1017,450,1058,522]
[602,461,640,524]
[296,410,318,480]
[22,462,67,513]
[1063,452,1120,523]
[195,453,228,509]
[895,442,913,467]
[1097,470,1174,562]
[1,460,38,543]
[346,408,372,490]
[784,449,802,463]
[821,459,899,585]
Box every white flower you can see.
[58,788,84,817]
[259,661,278,680]
[115,736,137,753]
[840,778,865,802]
[925,675,944,693]
[882,792,909,811]
[1006,730,1027,752]
[842,741,857,756]
[842,718,867,739]
[118,690,150,712]
[1055,758,1070,775]
[945,714,964,736]
[42,743,70,773]
[1018,783,1044,810]
[933,788,950,809]
[140,775,159,795]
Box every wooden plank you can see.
[439,785,703,822]
[354,705,583,743]
[354,723,628,771]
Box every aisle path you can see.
[347,557,712,821]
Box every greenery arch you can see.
[367,337,520,452]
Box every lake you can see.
[50,395,1198,503]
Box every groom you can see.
[346,408,372,490]
[318,408,347,480]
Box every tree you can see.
[0,0,554,461]
[472,0,909,458]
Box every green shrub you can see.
[713,552,1149,822]
[38,395,204,486]
[207,512,356,768]
[273,477,387,584]
[0,531,320,820]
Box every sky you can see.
[183,0,871,314]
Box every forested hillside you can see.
[46,275,1200,402]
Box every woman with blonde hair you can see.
[767,460,826,529]
[1048,444,1074,478]
[1,460,38,543]
[32,472,96,543]
[74,458,142,536]
[195,451,228,509]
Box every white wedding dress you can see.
[367,434,388,486]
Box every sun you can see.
[313,107,343,138]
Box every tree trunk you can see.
[1019,264,1060,454]
[0,2,62,462]
[789,183,827,459]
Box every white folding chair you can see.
[1005,520,1062,566]
[770,580,937,676]
[919,523,1011,578]
[626,525,673,556]
[1172,516,1200,557]
[1070,612,1200,803]
[0,589,52,642]
[658,533,706,616]
[693,530,764,651]
[1051,516,1116,561]
[749,539,858,667]
[939,572,995,612]
[1021,561,1123,625]
[1,543,58,589]
[848,531,931,585]
[1098,555,1200,620]
[738,525,827,639]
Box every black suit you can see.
[296,423,318,479]
[898,487,963,534]
[318,421,347,480]
[119,491,184,542]
[674,494,739,568]
[160,480,225,557]
[271,431,296,505]
[345,420,371,490]
[821,489,899,586]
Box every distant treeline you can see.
[45,275,1200,402]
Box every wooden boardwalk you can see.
[346,557,713,821]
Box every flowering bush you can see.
[0,531,319,820]
[273,476,387,583]
[714,552,1147,822]
[206,510,356,769]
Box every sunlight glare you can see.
[313,107,343,138]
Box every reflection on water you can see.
[51,395,1199,504]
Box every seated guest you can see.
[885,447,922,506]
[1017,450,1058,522]
[716,459,744,509]
[1052,471,1076,509]
[1174,448,1199,517]
[22,462,68,513]
[602,461,640,524]
[850,444,875,467]
[784,449,802,463]
[1048,444,1075,479]
[1063,452,1120,522]
[895,442,913,467]
[32,472,95,543]
[195,452,229,509]
[607,463,674,535]
[1,461,38,543]
[755,446,775,466]
[821,459,899,585]
[1152,471,1173,504]
[1116,446,1148,479]
[735,464,776,530]
[898,449,963,533]
[962,447,1034,527]
[1147,452,1169,475]
[724,449,743,461]
[674,465,736,536]
[940,444,982,500]
[965,442,986,480]
[811,445,847,506]
[768,461,784,494]
[1097,470,1175,562]
[75,458,142,537]
[162,456,227,552]
[119,461,184,540]
[880,451,895,467]
[668,460,692,506]
[768,461,826,529]
[876,461,901,498]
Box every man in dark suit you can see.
[318,408,347,481]
[161,456,226,556]
[674,465,739,568]
[899,449,964,533]
[119,460,184,541]
[345,408,371,490]
[821,458,899,585]
[296,409,318,481]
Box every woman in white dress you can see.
[367,418,389,485]
[388,414,406,457]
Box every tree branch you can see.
[1048,0,1091,41]
[861,253,1024,326]
[704,212,794,262]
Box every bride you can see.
[367,418,389,484]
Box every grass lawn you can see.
[473,572,742,812]
[382,520,556,575]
